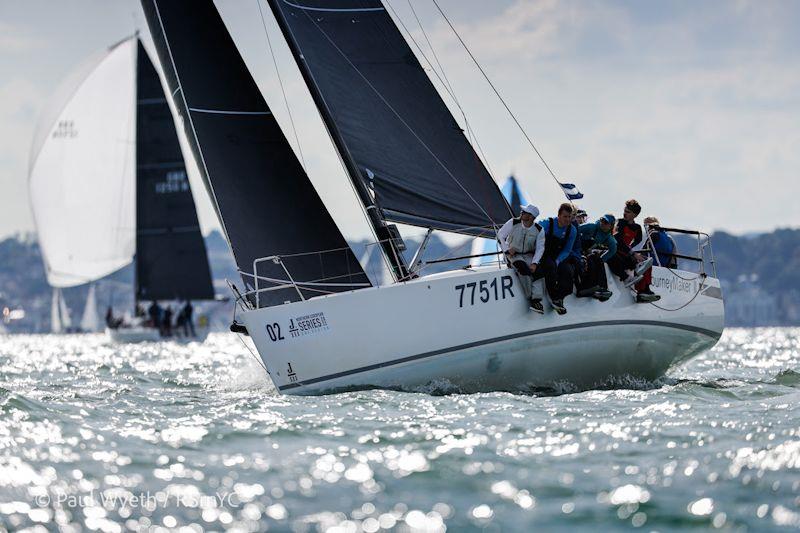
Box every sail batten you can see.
[141,0,371,306]
[267,0,512,236]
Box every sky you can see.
[1,0,799,243]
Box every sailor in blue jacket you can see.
[536,203,577,313]
[643,217,677,268]
[576,214,617,300]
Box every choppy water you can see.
[0,328,798,532]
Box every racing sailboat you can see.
[28,35,216,342]
[142,0,724,394]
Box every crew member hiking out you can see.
[644,217,677,268]
[608,199,660,303]
[576,213,617,301]
[536,203,577,314]
[497,204,546,314]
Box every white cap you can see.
[520,203,539,218]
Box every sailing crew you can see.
[576,214,617,300]
[162,306,173,337]
[147,300,162,328]
[644,217,677,268]
[497,203,546,314]
[575,209,589,225]
[105,307,116,329]
[537,203,577,314]
[608,199,660,303]
[180,300,196,337]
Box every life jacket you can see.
[543,217,572,260]
[615,218,642,254]
[507,218,541,258]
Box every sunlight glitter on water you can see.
[0,328,799,531]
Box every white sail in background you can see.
[50,288,62,333]
[51,288,72,333]
[80,284,101,332]
[59,289,72,331]
[29,38,138,288]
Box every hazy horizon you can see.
[1,0,798,242]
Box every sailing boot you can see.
[577,285,601,298]
[551,299,567,315]
[593,289,613,302]
[636,289,661,303]
[529,298,544,314]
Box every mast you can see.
[266,0,409,280]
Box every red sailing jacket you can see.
[614,218,643,256]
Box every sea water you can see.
[0,328,798,532]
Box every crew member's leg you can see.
[555,261,575,300]
[537,258,559,301]
[511,260,534,300]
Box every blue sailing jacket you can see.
[578,221,617,262]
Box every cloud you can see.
[0,22,43,53]
[396,0,800,234]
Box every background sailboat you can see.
[28,35,215,340]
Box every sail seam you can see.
[150,0,232,244]
[189,107,273,115]
[281,0,384,13]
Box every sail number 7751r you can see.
[455,275,514,308]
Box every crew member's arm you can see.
[496,219,513,253]
[531,229,545,265]
[601,234,617,262]
[556,228,576,265]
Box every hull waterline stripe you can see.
[278,319,722,391]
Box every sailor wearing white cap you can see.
[496,204,546,314]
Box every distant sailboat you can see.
[143,0,724,394]
[50,288,73,334]
[28,35,216,341]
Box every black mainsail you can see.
[267,0,512,237]
[135,40,215,302]
[141,0,371,307]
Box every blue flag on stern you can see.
[559,181,584,200]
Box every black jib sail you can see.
[267,0,512,237]
[135,40,215,302]
[141,0,371,307]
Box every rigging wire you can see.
[430,0,568,201]
[256,0,306,169]
[384,0,496,179]
[295,7,498,230]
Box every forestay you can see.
[268,0,512,236]
[29,38,137,288]
[134,41,215,302]
[141,0,371,307]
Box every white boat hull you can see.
[240,265,724,395]
[105,326,209,344]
